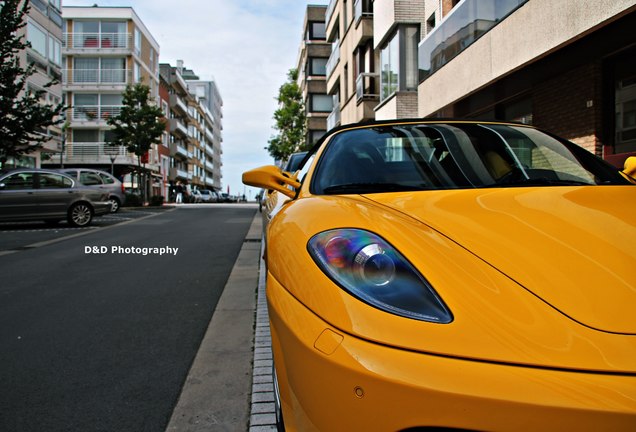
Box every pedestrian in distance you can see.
[175,181,184,203]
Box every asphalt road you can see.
[0,206,257,432]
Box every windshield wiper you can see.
[323,183,426,194]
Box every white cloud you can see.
[62,0,328,196]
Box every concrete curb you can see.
[248,239,277,431]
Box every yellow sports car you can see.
[243,120,636,432]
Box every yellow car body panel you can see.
[266,193,636,373]
[268,273,636,432]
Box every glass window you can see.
[311,94,334,113]
[49,0,61,10]
[27,21,47,58]
[309,58,328,76]
[48,36,61,65]
[134,28,142,55]
[98,173,115,184]
[403,26,419,90]
[73,129,99,142]
[101,21,126,48]
[74,57,99,83]
[101,57,126,83]
[311,123,628,195]
[74,21,99,48]
[39,173,73,189]
[2,172,35,190]
[308,21,326,40]
[79,172,103,185]
[615,75,636,153]
[419,0,529,81]
[380,33,399,101]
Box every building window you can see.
[380,26,420,101]
[27,21,47,58]
[308,21,326,40]
[308,57,328,76]
[72,20,127,48]
[310,94,333,113]
[615,76,636,154]
[48,37,61,65]
[380,33,399,101]
[310,130,326,144]
[134,28,142,55]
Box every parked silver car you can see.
[0,168,111,227]
[59,168,126,212]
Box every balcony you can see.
[356,72,379,102]
[325,40,340,79]
[169,94,188,116]
[418,0,528,81]
[169,141,189,159]
[327,105,341,131]
[71,105,123,123]
[169,118,188,137]
[63,142,136,165]
[63,32,131,50]
[64,69,131,87]
[169,167,189,180]
[354,0,373,23]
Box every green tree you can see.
[267,68,307,162]
[0,0,64,167]
[106,83,165,202]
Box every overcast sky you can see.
[63,0,328,198]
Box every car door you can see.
[0,172,38,219]
[36,172,77,217]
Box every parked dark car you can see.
[284,151,308,173]
[58,168,126,212]
[0,168,111,227]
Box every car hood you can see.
[368,186,636,335]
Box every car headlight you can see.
[308,229,453,323]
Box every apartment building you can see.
[12,0,64,168]
[325,0,377,129]
[297,5,331,147]
[49,5,160,182]
[184,71,224,192]
[159,62,223,195]
[323,0,428,128]
[417,0,636,167]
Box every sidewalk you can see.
[166,212,275,431]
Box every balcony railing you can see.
[64,142,136,164]
[63,69,131,85]
[327,105,341,131]
[326,0,337,28]
[418,0,528,81]
[325,40,340,79]
[169,118,188,137]
[356,72,379,101]
[71,105,123,122]
[354,0,373,23]
[64,32,131,49]
[169,93,188,115]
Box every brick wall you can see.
[396,92,419,118]
[533,62,604,156]
[395,0,427,24]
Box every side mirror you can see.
[622,156,636,184]
[242,165,301,199]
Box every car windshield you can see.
[311,123,629,194]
